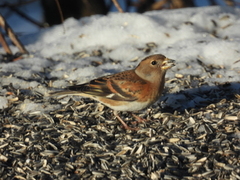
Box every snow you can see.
[0,6,240,112]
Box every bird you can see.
[50,54,175,130]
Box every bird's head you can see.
[135,54,175,83]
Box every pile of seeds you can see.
[0,50,240,180]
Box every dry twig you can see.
[54,0,66,33]
[0,13,28,55]
[0,32,12,54]
[0,0,45,28]
[112,0,124,13]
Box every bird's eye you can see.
[151,60,157,65]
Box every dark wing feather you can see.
[68,78,111,95]
[67,73,140,101]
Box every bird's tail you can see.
[48,90,92,99]
[48,90,81,96]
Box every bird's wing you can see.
[67,70,147,102]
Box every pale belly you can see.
[103,100,153,112]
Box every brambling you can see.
[50,54,175,130]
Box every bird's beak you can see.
[162,58,175,70]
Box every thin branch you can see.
[0,0,38,8]
[0,13,28,54]
[54,0,65,33]
[112,0,124,13]
[9,6,46,28]
[0,31,12,54]
[151,0,169,10]
[224,0,235,6]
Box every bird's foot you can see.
[113,111,139,131]
[131,113,149,124]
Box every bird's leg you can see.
[131,113,149,124]
[113,111,138,131]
